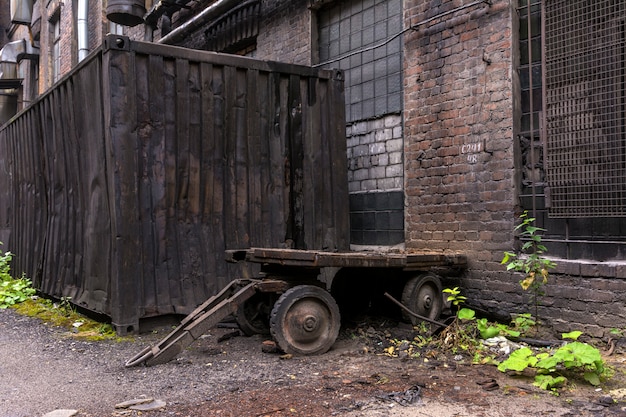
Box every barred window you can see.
[317,0,403,123]
[544,0,626,217]
[517,0,626,261]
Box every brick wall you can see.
[347,115,405,247]
[254,0,312,65]
[460,260,626,338]
[403,0,626,337]
[30,0,110,91]
[403,0,516,253]
[36,0,74,89]
[347,115,404,193]
[402,1,520,311]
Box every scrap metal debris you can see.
[114,398,166,411]
[476,378,499,391]
[377,384,423,406]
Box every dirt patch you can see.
[1,308,625,417]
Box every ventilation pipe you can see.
[107,0,146,27]
[0,39,39,78]
[10,0,33,25]
[31,0,41,40]
[0,39,39,124]
[157,0,239,45]
[77,0,89,61]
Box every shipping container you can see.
[0,35,349,333]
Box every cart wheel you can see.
[235,292,272,336]
[270,285,341,355]
[401,272,443,325]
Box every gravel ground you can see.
[1,307,626,417]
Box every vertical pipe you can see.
[78,0,89,61]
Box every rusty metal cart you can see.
[125,248,466,367]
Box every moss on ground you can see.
[11,297,131,342]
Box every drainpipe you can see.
[77,0,89,61]
[157,0,238,45]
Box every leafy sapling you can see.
[502,211,557,325]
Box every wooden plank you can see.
[268,72,289,247]
[207,63,228,289]
[255,71,274,248]
[63,77,81,294]
[246,68,263,247]
[185,61,209,306]
[134,52,158,315]
[238,248,467,269]
[234,67,249,249]
[302,76,324,249]
[199,61,221,297]
[75,57,110,312]
[223,65,244,249]
[162,56,182,312]
[287,74,305,248]
[147,53,171,314]
[327,72,350,250]
[174,57,196,311]
[104,45,142,330]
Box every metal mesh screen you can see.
[544,0,626,217]
[317,0,403,122]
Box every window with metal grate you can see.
[317,0,403,123]
[544,0,626,218]
[517,0,626,261]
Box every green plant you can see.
[511,313,536,334]
[57,296,75,316]
[444,287,526,340]
[443,287,467,306]
[502,211,557,325]
[0,245,36,308]
[476,318,521,339]
[457,307,476,321]
[434,290,483,354]
[497,334,608,392]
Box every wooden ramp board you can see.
[226,248,467,270]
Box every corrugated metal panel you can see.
[204,0,260,53]
[0,35,348,332]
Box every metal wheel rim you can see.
[414,282,440,318]
[270,285,341,355]
[281,297,335,352]
[236,293,271,335]
[401,273,443,323]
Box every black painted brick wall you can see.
[350,191,404,245]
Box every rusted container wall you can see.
[0,35,349,332]
[1,55,111,313]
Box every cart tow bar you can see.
[384,292,451,329]
[125,279,263,367]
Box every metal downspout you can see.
[78,0,89,61]
[157,0,238,45]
